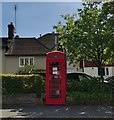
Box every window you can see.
[20,58,24,66]
[98,67,109,76]
[106,68,109,75]
[98,67,105,76]
[19,57,34,67]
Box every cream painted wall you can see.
[1,50,6,74]
[84,67,114,79]
[34,56,46,70]
[4,56,46,74]
[84,67,98,77]
[5,56,19,74]
[74,62,114,78]
[112,67,114,76]
[67,61,77,73]
[109,67,114,77]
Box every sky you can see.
[1,2,83,38]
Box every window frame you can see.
[19,57,34,67]
[98,67,109,76]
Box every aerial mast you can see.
[14,4,17,34]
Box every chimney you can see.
[8,22,15,39]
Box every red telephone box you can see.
[46,51,66,105]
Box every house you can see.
[1,22,114,77]
[75,60,114,79]
[1,22,76,74]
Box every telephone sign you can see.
[46,51,66,105]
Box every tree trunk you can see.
[98,60,104,82]
[97,49,104,82]
[98,66,104,82]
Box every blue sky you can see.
[2,2,83,38]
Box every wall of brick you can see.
[2,94,42,105]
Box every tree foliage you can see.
[54,1,114,79]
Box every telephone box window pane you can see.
[53,67,57,71]
[56,90,60,95]
[50,80,61,84]
[50,85,60,89]
[52,62,59,66]
[51,95,60,98]
[53,71,58,75]
[51,90,56,95]
[50,90,61,99]
[49,89,61,98]
[52,75,60,79]
[50,90,60,95]
[53,75,58,79]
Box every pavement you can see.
[0,105,114,118]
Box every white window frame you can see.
[19,57,34,67]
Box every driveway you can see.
[1,105,114,118]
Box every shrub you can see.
[1,74,45,97]
[18,65,46,76]
[67,78,112,94]
[67,78,112,105]
[67,91,112,105]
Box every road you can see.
[0,105,114,118]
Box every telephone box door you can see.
[46,51,66,105]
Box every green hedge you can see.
[67,79,113,105]
[1,74,113,105]
[67,79,112,93]
[67,92,112,105]
[1,74,45,97]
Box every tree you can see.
[54,1,114,81]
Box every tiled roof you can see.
[5,33,57,56]
[0,37,8,50]
[80,60,114,68]
[37,33,58,51]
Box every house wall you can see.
[84,67,98,77]
[4,56,46,74]
[109,67,114,77]
[75,61,114,78]
[112,67,114,76]
[34,56,46,70]
[5,56,19,74]
[67,61,77,73]
[1,50,6,74]
[84,67,114,79]
[75,63,82,72]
